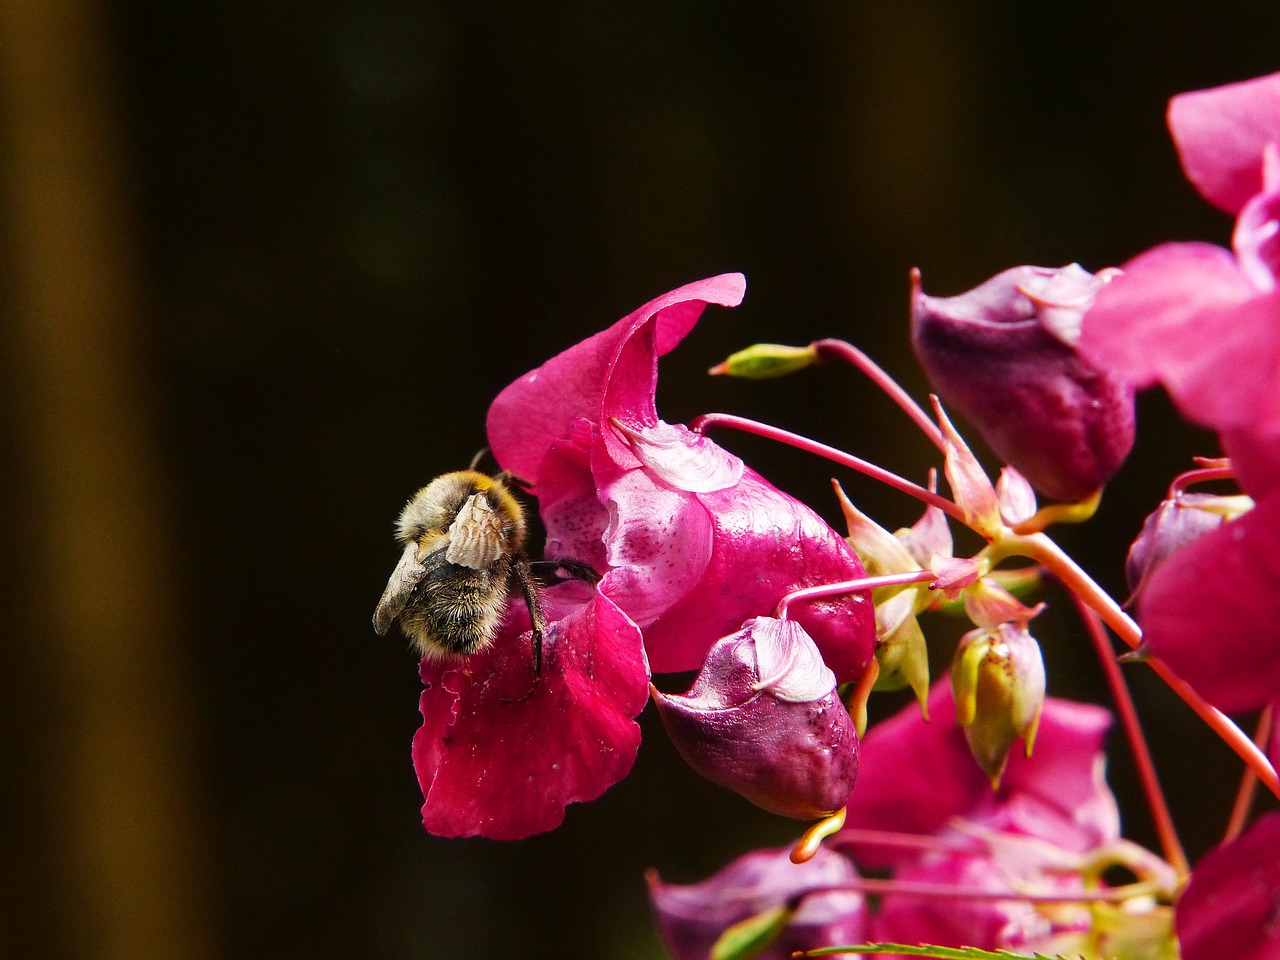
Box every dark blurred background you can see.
[1,2,1276,958]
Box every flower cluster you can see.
[376,67,1280,960]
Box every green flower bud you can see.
[950,623,1046,786]
[709,343,819,379]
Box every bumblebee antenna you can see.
[468,447,490,471]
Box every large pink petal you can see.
[413,590,648,839]
[1177,811,1280,960]
[842,684,1114,864]
[486,274,746,486]
[1080,242,1280,430]
[637,466,875,680]
[1138,495,1280,714]
[1168,71,1280,214]
[1223,426,1280,500]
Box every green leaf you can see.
[795,942,1081,960]
[708,904,793,960]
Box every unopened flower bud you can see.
[951,623,1046,786]
[1125,492,1249,601]
[912,264,1135,503]
[652,617,859,819]
[709,342,819,379]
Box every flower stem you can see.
[689,412,966,524]
[1224,706,1272,845]
[796,876,1166,905]
[1008,530,1280,800]
[1069,592,1189,879]
[811,338,945,452]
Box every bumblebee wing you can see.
[373,542,428,635]
[445,493,507,569]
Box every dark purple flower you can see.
[912,264,1135,503]
[652,617,859,819]
[649,845,867,960]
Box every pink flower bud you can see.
[651,617,859,819]
[1125,492,1242,602]
[951,623,1046,786]
[912,264,1135,503]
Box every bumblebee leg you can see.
[526,559,602,586]
[512,556,547,677]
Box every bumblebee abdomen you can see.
[399,557,511,658]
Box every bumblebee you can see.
[373,468,595,674]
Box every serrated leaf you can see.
[795,942,1081,959]
[709,904,793,960]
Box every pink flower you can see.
[487,274,876,680]
[648,845,867,960]
[836,683,1120,953]
[414,276,876,839]
[1080,72,1280,498]
[841,683,1118,864]
[1176,811,1280,960]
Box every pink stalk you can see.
[689,412,966,525]
[1223,705,1272,844]
[811,338,945,452]
[1069,592,1189,879]
[776,571,936,619]
[1013,531,1280,800]
[1169,465,1236,499]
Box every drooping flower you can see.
[414,276,877,839]
[648,845,867,960]
[651,617,859,819]
[912,264,1134,503]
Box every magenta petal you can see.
[486,274,746,486]
[412,592,648,839]
[637,466,875,681]
[1138,495,1280,713]
[1177,811,1280,960]
[1081,242,1280,430]
[1223,426,1280,500]
[842,683,1115,864]
[649,845,867,960]
[1168,70,1280,214]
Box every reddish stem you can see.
[689,412,966,525]
[1069,592,1188,879]
[1169,465,1236,499]
[1012,531,1280,801]
[811,338,945,451]
[1224,706,1273,844]
[795,877,1157,906]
